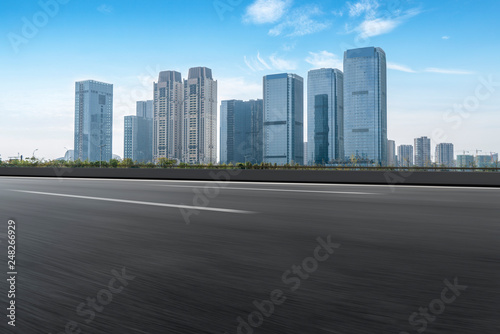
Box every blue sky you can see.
[0,0,499,160]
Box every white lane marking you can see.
[154,184,376,195]
[2,177,500,191]
[10,190,255,215]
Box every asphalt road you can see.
[0,177,499,334]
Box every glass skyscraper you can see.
[263,73,304,165]
[124,100,153,163]
[74,80,113,162]
[344,47,387,165]
[220,99,263,164]
[307,68,344,165]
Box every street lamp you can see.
[32,149,38,160]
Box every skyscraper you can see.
[154,71,183,161]
[137,100,154,119]
[124,101,153,163]
[220,99,263,165]
[344,47,387,165]
[387,139,396,166]
[74,80,113,162]
[307,68,344,165]
[182,67,217,164]
[435,143,454,167]
[263,73,304,165]
[398,145,413,167]
[414,136,431,167]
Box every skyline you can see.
[1,0,500,160]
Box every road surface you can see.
[0,177,499,333]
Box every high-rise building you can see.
[398,145,413,167]
[457,155,474,167]
[74,80,113,162]
[220,99,263,164]
[263,73,304,165]
[154,71,183,161]
[387,140,396,166]
[414,136,431,167]
[124,101,153,163]
[137,100,154,119]
[344,47,387,165]
[435,143,454,167]
[182,67,217,164]
[306,68,344,165]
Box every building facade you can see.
[306,68,344,165]
[263,73,304,165]
[182,67,217,164]
[435,143,454,167]
[398,145,413,166]
[154,71,183,162]
[343,47,387,165]
[124,101,153,163]
[220,99,263,165]
[137,100,154,119]
[457,155,474,167]
[387,140,396,166]
[414,136,431,167]
[74,80,113,162]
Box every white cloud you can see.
[442,36,450,40]
[346,2,421,39]
[268,6,330,37]
[243,0,291,24]
[356,17,399,38]
[387,62,416,73]
[269,54,297,70]
[425,68,475,75]
[244,53,297,72]
[306,51,343,70]
[218,77,262,102]
[348,0,378,18]
[257,52,272,69]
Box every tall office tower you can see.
[263,73,304,165]
[154,71,183,162]
[220,99,263,165]
[387,139,396,166]
[344,47,387,165]
[435,143,454,167]
[124,101,154,163]
[74,80,113,162]
[414,136,431,167]
[307,68,344,165]
[182,67,217,164]
[137,100,154,119]
[398,145,413,167]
